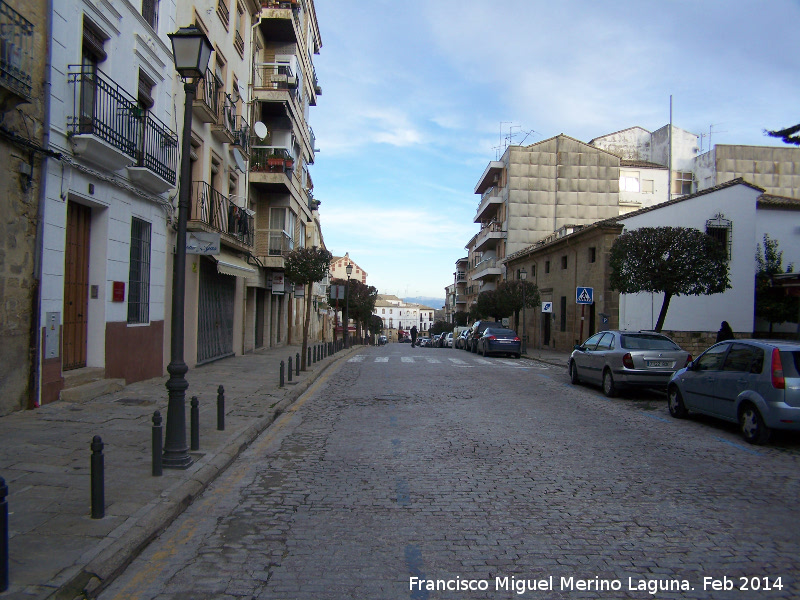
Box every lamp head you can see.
[346,263,353,277]
[520,267,527,280]
[169,26,214,80]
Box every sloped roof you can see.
[757,194,800,209]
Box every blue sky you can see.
[310,0,800,304]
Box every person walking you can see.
[410,325,418,348]
[716,321,734,343]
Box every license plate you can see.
[647,360,672,368]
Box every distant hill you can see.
[404,296,446,310]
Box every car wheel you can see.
[602,369,617,398]
[667,385,688,418]
[514,353,521,359]
[740,404,770,445]
[569,361,580,385]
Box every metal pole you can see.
[152,411,162,477]
[344,275,350,349]
[163,79,197,470]
[190,396,199,451]
[217,385,225,431]
[280,360,285,387]
[90,436,104,519]
[522,286,526,355]
[296,352,300,376]
[1,477,8,592]
[288,356,293,382]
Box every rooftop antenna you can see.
[700,124,727,152]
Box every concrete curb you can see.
[60,346,360,600]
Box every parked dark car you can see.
[466,320,502,353]
[476,328,521,358]
[667,339,800,445]
[455,329,470,350]
[568,330,692,397]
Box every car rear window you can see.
[620,334,680,350]
[486,328,516,336]
[781,351,800,378]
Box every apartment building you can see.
[249,0,325,348]
[373,295,434,339]
[0,0,48,414]
[36,0,182,405]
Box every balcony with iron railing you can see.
[192,68,219,124]
[455,271,467,282]
[0,0,33,106]
[474,221,505,252]
[253,62,298,100]
[232,114,250,156]
[68,66,178,189]
[470,256,502,281]
[212,92,237,144]
[259,1,301,43]
[249,146,294,193]
[190,181,254,250]
[475,185,504,223]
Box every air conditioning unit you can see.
[286,76,298,89]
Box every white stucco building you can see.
[617,179,800,348]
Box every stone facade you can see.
[0,0,48,415]
[504,220,624,351]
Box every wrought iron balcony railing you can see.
[191,181,254,247]
[268,230,292,256]
[250,146,294,172]
[195,68,219,117]
[0,1,33,100]
[232,114,250,151]
[68,66,177,182]
[253,62,297,96]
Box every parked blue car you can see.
[667,339,800,444]
[476,328,521,358]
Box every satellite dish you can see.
[232,148,246,173]
[253,121,268,140]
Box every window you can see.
[298,220,306,248]
[595,332,615,351]
[581,333,605,350]
[382,309,385,314]
[722,344,761,373]
[641,179,654,194]
[706,214,732,259]
[545,260,550,274]
[142,0,159,30]
[672,171,693,196]
[137,69,155,110]
[560,296,567,332]
[234,3,245,57]
[620,170,640,193]
[588,247,596,263]
[128,218,151,324]
[561,256,568,269]
[216,0,230,28]
[695,343,729,371]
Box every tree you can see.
[453,311,470,327]
[756,234,798,332]
[368,314,383,337]
[497,279,541,327]
[474,289,511,322]
[285,246,332,370]
[330,278,378,340]
[609,226,730,332]
[766,123,800,146]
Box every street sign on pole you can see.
[576,287,593,304]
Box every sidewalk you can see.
[522,347,571,368]
[0,341,359,600]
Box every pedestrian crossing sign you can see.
[576,287,593,304]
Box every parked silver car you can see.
[569,330,692,397]
[667,339,800,444]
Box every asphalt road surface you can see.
[98,344,800,600]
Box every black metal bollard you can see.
[313,346,317,364]
[217,385,225,431]
[1,476,8,592]
[308,346,311,368]
[90,436,104,519]
[296,353,300,376]
[288,356,293,382]
[190,396,200,451]
[280,361,285,387]
[152,411,162,477]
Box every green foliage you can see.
[610,226,731,331]
[430,320,452,336]
[368,314,383,336]
[284,246,332,369]
[453,311,470,327]
[330,277,378,334]
[285,246,333,285]
[766,123,800,146]
[497,279,541,314]
[756,234,798,330]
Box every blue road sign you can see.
[576,287,593,304]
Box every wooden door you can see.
[63,202,91,370]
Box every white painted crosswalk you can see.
[346,354,551,369]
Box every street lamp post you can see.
[344,263,353,348]
[520,268,528,356]
[162,27,213,470]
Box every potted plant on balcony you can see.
[267,153,285,167]
[284,157,294,169]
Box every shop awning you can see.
[213,251,257,280]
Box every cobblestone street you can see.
[98,345,800,600]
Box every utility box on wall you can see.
[45,312,60,359]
